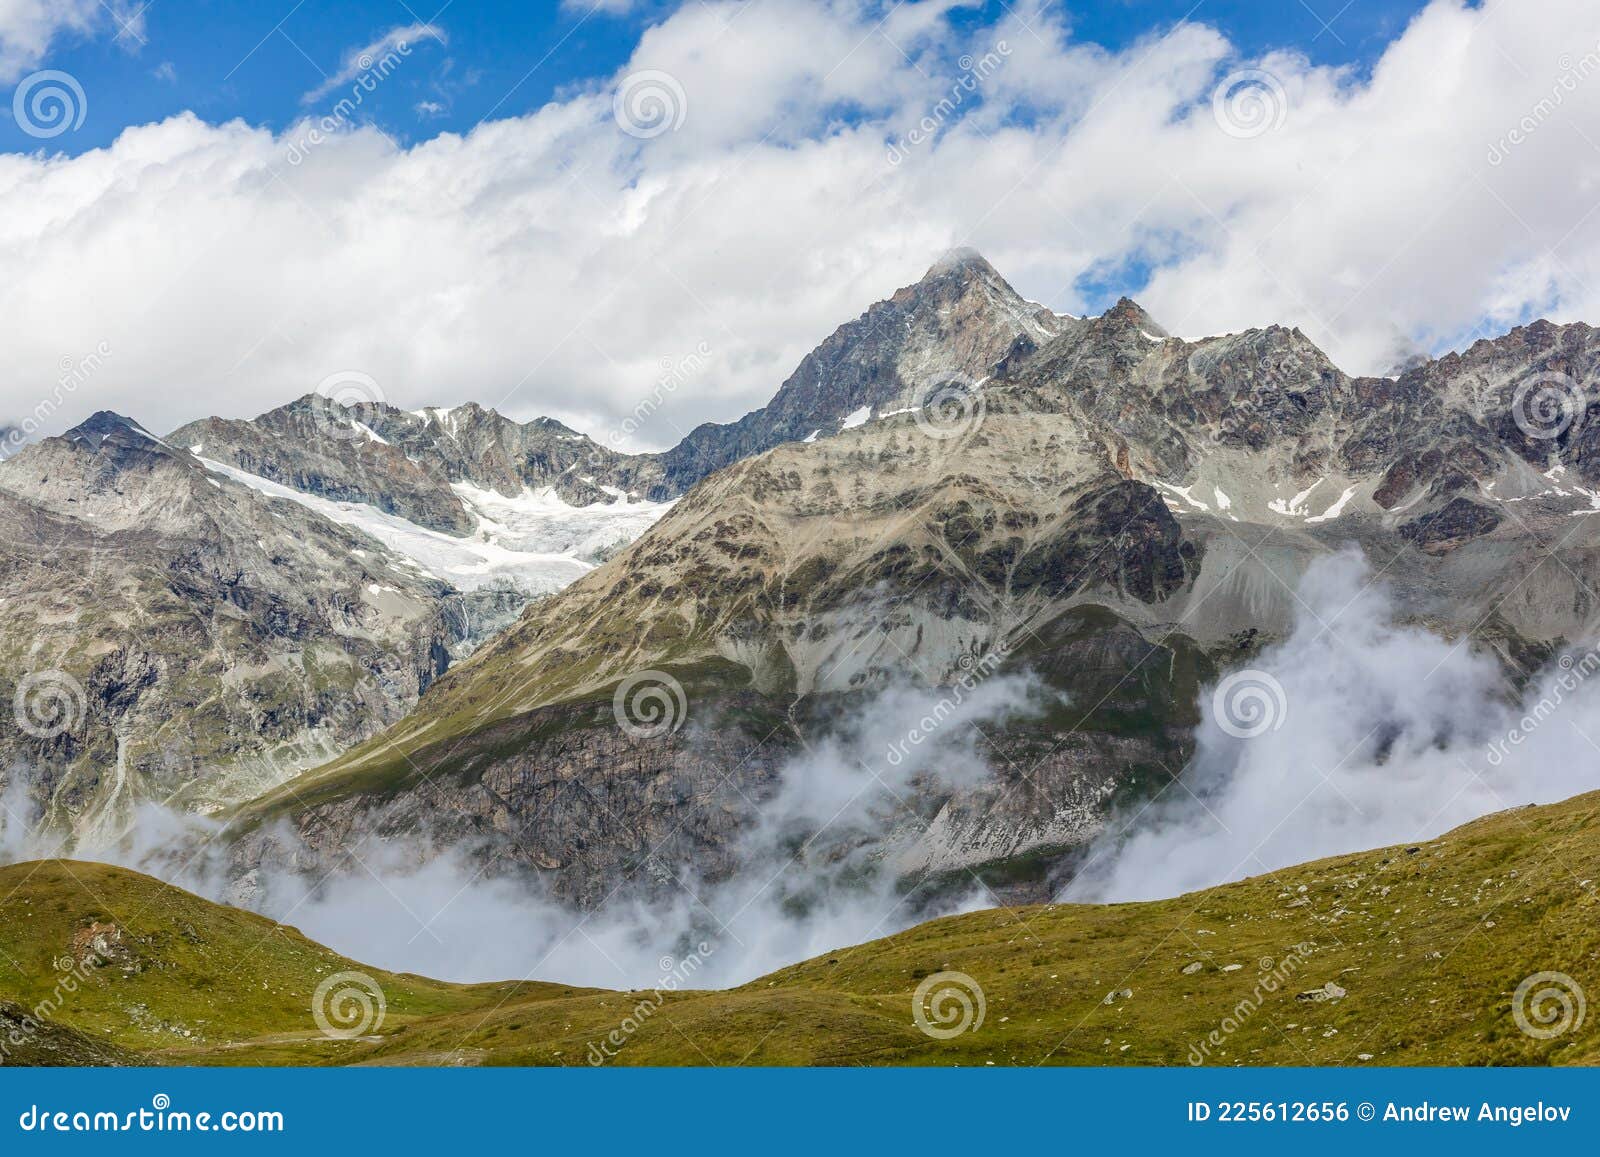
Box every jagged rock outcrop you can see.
[171,398,660,527]
[652,249,1069,489]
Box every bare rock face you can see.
[170,398,664,525]
[70,920,137,974]
[0,414,464,840]
[174,251,1071,515]
[1400,498,1504,554]
[22,251,1600,918]
[652,249,1070,490]
[234,686,797,908]
[238,254,1600,913]
[171,401,481,534]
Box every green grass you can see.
[4,788,1600,1067]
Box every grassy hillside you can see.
[3,788,1599,1066]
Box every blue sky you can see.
[5,0,1591,447]
[2,0,1433,155]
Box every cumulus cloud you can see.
[4,0,1600,448]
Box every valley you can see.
[2,788,1596,1066]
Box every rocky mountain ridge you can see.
[0,251,1085,852]
[13,249,1600,913]
[172,249,1074,520]
[0,412,467,838]
[230,252,1600,914]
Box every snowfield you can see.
[197,456,671,595]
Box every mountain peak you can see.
[63,410,157,449]
[1101,296,1167,337]
[925,246,997,279]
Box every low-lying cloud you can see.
[1,671,1049,989]
[10,553,1600,986]
[1066,549,1600,903]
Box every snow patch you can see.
[840,405,872,430]
[1153,480,1209,512]
[197,458,670,594]
[1269,480,1323,518]
[1305,486,1358,524]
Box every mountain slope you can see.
[0,252,1075,857]
[169,251,1062,517]
[230,398,1213,905]
[0,414,467,836]
[651,248,1071,488]
[170,397,660,527]
[8,787,1598,1066]
[239,256,1600,908]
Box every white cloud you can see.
[302,22,447,104]
[0,0,145,81]
[5,0,1600,449]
